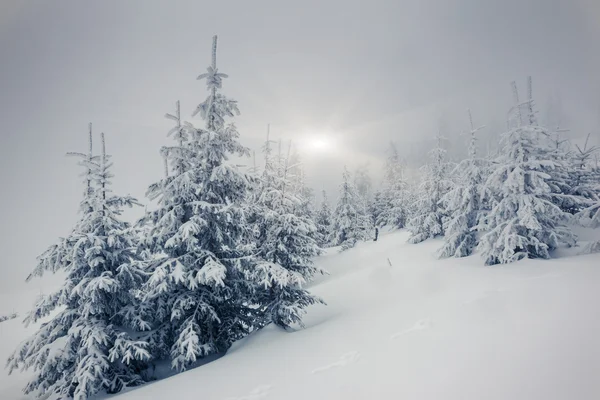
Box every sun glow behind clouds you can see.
[300,129,337,153]
[309,137,331,150]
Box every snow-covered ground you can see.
[2,230,600,400]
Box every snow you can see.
[3,229,600,399]
[0,318,39,400]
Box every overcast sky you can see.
[0,0,599,298]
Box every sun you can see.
[302,130,335,153]
[309,137,331,150]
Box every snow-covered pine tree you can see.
[251,137,323,329]
[287,144,303,194]
[574,134,600,235]
[354,163,373,203]
[438,110,488,258]
[578,185,600,254]
[407,132,454,244]
[568,133,600,214]
[542,130,593,214]
[8,129,150,400]
[286,146,317,222]
[354,163,376,227]
[375,142,409,228]
[139,36,259,371]
[163,100,191,177]
[579,198,600,228]
[315,190,334,247]
[519,79,593,216]
[332,166,373,250]
[476,80,576,265]
[370,190,384,228]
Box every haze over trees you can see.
[5,30,600,400]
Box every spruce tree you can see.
[574,135,600,243]
[332,166,372,250]
[407,133,453,244]
[476,81,576,265]
[578,197,600,254]
[376,142,409,228]
[139,36,259,371]
[8,129,150,399]
[438,110,488,258]
[287,147,317,222]
[354,163,376,228]
[569,133,600,214]
[315,190,334,247]
[354,163,373,204]
[540,131,593,215]
[252,137,323,329]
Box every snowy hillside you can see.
[5,230,598,400]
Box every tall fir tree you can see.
[438,110,488,258]
[375,142,409,228]
[251,137,324,329]
[574,135,600,252]
[8,129,150,399]
[569,133,600,213]
[476,80,576,265]
[332,166,373,250]
[354,163,373,203]
[354,163,376,227]
[524,78,592,215]
[407,133,454,244]
[287,147,317,222]
[315,190,334,247]
[577,192,600,254]
[541,132,593,216]
[139,36,260,371]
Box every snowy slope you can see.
[2,230,600,400]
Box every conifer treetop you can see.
[193,35,239,131]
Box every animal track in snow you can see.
[225,384,272,400]
[390,318,432,339]
[311,351,361,374]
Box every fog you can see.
[0,0,599,293]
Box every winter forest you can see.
[2,2,600,399]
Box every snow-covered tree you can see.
[574,135,600,234]
[286,146,317,222]
[163,100,191,177]
[518,79,593,215]
[315,190,334,247]
[568,133,600,213]
[8,129,150,399]
[578,200,600,228]
[139,36,260,371]
[251,137,323,329]
[407,133,454,244]
[539,130,595,215]
[376,142,410,228]
[332,166,373,250]
[354,163,373,201]
[438,110,488,258]
[353,163,375,226]
[578,173,600,254]
[476,81,576,265]
[370,190,384,227]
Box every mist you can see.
[1,0,599,294]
